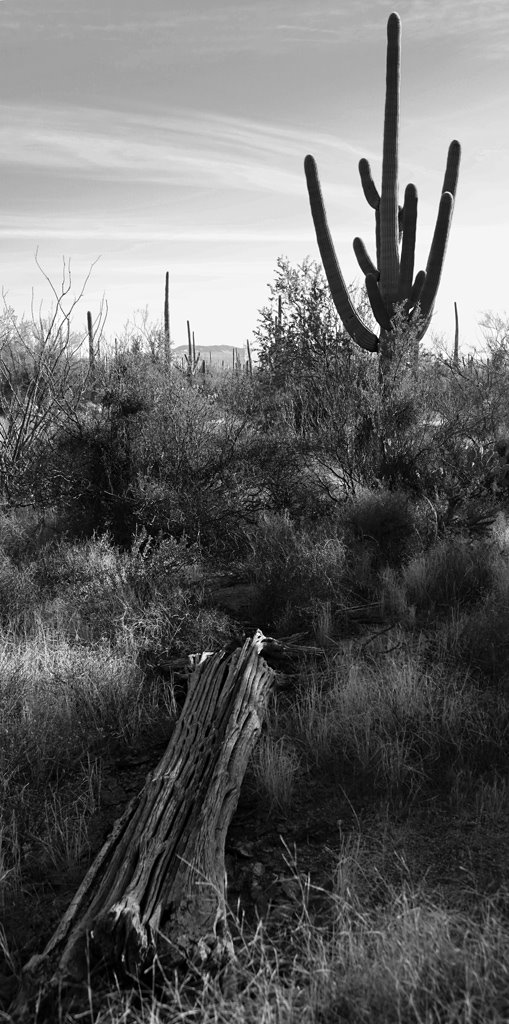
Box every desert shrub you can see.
[14,352,175,544]
[255,255,355,391]
[206,365,258,418]
[128,376,265,550]
[128,371,340,551]
[120,532,236,662]
[245,512,346,633]
[22,402,137,544]
[0,509,66,627]
[417,330,509,511]
[0,506,65,563]
[0,306,92,506]
[253,265,509,507]
[435,325,509,454]
[28,533,138,643]
[0,527,234,664]
[243,432,340,524]
[254,273,451,495]
[402,538,495,619]
[341,488,418,571]
[99,348,159,416]
[27,530,234,657]
[22,361,257,549]
[452,560,509,688]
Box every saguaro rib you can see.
[15,633,276,1015]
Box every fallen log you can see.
[15,630,276,1014]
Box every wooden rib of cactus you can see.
[14,633,277,1017]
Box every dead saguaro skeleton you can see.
[16,632,277,1012]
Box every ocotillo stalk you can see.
[246,338,253,377]
[305,12,460,364]
[192,330,196,366]
[164,271,171,363]
[453,301,459,367]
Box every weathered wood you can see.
[16,631,275,1011]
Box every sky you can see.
[0,0,508,357]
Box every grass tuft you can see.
[402,538,495,619]
[250,735,301,812]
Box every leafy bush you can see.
[24,359,252,548]
[128,375,262,550]
[22,403,136,543]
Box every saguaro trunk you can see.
[17,632,275,1011]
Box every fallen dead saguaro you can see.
[16,630,277,1012]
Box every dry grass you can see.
[66,837,509,1023]
[284,642,500,803]
[402,538,494,617]
[0,626,152,780]
[250,734,301,812]
[1,517,508,1022]
[35,756,102,870]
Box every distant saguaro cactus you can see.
[87,311,95,374]
[185,320,201,380]
[164,271,171,363]
[305,12,461,368]
[453,301,459,367]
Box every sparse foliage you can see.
[1,258,509,1023]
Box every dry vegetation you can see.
[1,281,509,1022]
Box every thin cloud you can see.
[3,4,354,56]
[3,1,509,62]
[0,3,397,58]
[0,218,315,245]
[386,0,509,58]
[0,104,362,198]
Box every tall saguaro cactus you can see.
[304,12,461,365]
[164,270,171,364]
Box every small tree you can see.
[0,257,103,504]
[120,306,167,363]
[254,257,439,491]
[255,256,348,381]
[255,256,375,431]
